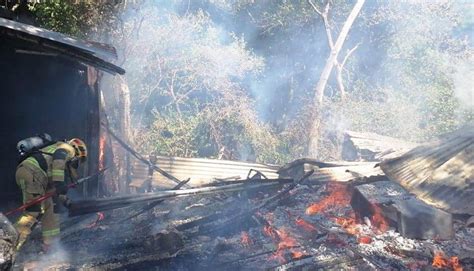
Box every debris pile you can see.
[12,128,474,270]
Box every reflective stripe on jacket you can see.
[19,142,76,183]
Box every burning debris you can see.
[9,128,474,270]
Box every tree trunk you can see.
[307,0,365,158]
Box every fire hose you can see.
[4,168,108,217]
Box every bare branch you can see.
[309,0,334,49]
[341,42,361,68]
[308,0,323,16]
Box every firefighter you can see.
[14,138,87,251]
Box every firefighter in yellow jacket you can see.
[14,138,87,251]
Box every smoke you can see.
[452,61,474,110]
[29,242,71,270]
[102,0,472,161]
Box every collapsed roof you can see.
[381,126,474,215]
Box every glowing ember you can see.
[357,235,372,244]
[291,250,304,259]
[241,231,253,248]
[99,134,106,170]
[432,252,463,271]
[275,229,298,251]
[295,218,318,232]
[371,204,390,233]
[262,224,302,263]
[333,214,359,235]
[305,183,351,215]
[263,225,279,240]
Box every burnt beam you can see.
[69,179,289,216]
[351,181,453,240]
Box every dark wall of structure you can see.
[0,39,100,205]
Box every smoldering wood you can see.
[68,179,291,216]
[305,217,384,270]
[117,177,192,223]
[194,170,314,236]
[351,180,454,240]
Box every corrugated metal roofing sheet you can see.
[342,130,417,161]
[130,156,280,188]
[380,126,474,215]
[278,158,384,183]
[0,17,125,74]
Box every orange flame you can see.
[371,204,390,233]
[291,250,304,259]
[432,252,463,271]
[99,134,106,170]
[263,224,304,263]
[333,212,359,235]
[241,231,253,248]
[357,235,372,244]
[263,225,279,241]
[295,218,318,232]
[275,229,298,251]
[305,183,351,215]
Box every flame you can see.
[332,212,359,235]
[263,225,279,240]
[241,231,253,248]
[99,134,106,170]
[357,235,372,244]
[275,229,298,251]
[291,250,304,259]
[371,204,390,233]
[432,252,463,271]
[305,183,351,215]
[295,218,318,232]
[263,224,304,263]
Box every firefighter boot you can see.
[14,212,39,250]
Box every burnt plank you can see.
[351,181,453,240]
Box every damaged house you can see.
[5,124,473,270]
[0,4,473,271]
[0,16,125,204]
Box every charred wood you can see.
[117,178,191,223]
[195,170,314,236]
[69,180,288,216]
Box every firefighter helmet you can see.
[68,138,88,160]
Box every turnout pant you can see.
[14,165,60,249]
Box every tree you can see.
[307,0,365,158]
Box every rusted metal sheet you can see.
[342,130,417,161]
[130,156,280,188]
[0,17,125,74]
[380,126,474,215]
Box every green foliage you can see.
[29,0,473,163]
[30,1,89,38]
